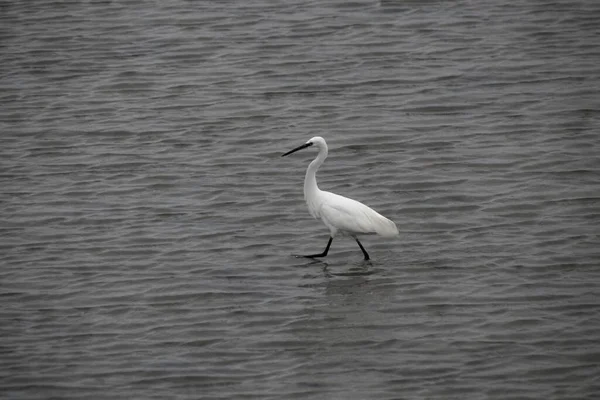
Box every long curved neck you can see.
[304,146,327,200]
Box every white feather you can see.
[315,191,398,237]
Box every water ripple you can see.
[2,0,600,399]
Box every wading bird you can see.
[282,137,398,260]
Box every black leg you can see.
[300,237,333,258]
[355,238,370,260]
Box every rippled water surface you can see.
[2,1,600,399]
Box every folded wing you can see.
[319,191,398,237]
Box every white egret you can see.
[282,136,398,260]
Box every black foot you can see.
[295,237,333,259]
[355,238,370,261]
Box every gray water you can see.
[2,1,600,399]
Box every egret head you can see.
[282,136,326,157]
[308,136,326,148]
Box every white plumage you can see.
[282,136,398,260]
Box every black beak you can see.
[282,142,313,157]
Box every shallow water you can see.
[1,1,600,399]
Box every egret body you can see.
[282,136,398,260]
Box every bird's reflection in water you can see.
[293,256,374,279]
